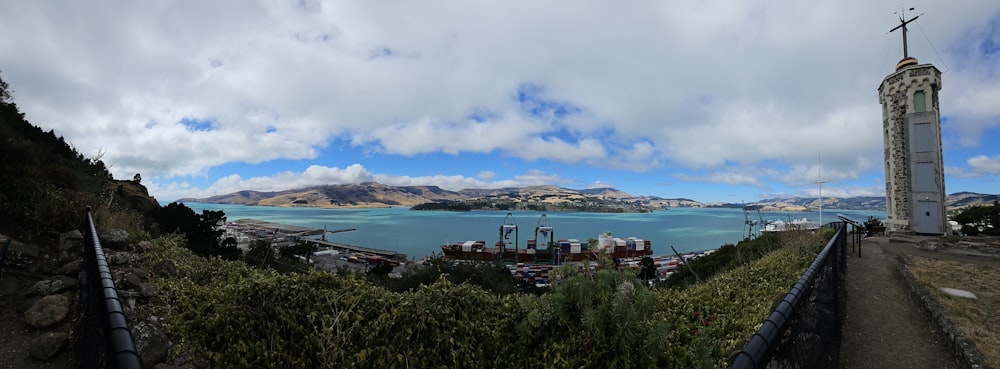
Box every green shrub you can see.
[139,229,829,369]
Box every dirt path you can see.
[839,237,958,369]
[840,236,1000,369]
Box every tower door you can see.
[913,200,944,234]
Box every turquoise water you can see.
[184,203,883,260]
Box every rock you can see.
[29,332,68,360]
[108,251,133,266]
[116,268,148,290]
[24,294,70,328]
[36,259,62,275]
[134,321,170,366]
[138,283,160,298]
[54,276,78,292]
[915,242,939,251]
[27,279,66,296]
[7,238,39,258]
[100,229,130,249]
[18,295,41,313]
[56,259,84,275]
[152,260,177,277]
[136,240,153,252]
[5,239,39,268]
[58,230,84,252]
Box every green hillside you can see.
[0,73,157,240]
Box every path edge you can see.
[896,255,995,369]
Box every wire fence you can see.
[729,222,852,369]
[77,207,143,369]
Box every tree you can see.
[954,203,1000,236]
[0,71,11,104]
[638,256,657,282]
[148,202,231,258]
[278,241,318,263]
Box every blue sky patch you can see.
[180,118,216,132]
[516,83,581,121]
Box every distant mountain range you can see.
[177,182,997,212]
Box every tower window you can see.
[914,90,927,112]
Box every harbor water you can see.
[183,203,883,260]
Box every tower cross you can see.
[890,8,920,59]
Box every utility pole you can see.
[815,153,826,228]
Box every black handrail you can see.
[729,223,846,369]
[79,207,143,369]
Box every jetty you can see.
[303,239,407,261]
[230,219,354,236]
[227,218,405,261]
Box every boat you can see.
[440,213,654,264]
[762,218,819,233]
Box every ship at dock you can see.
[440,213,654,264]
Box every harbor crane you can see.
[743,204,765,239]
[499,212,518,262]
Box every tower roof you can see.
[896,57,919,71]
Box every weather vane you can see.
[889,7,922,59]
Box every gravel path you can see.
[839,236,959,369]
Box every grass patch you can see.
[906,256,1000,368]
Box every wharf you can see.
[231,219,334,236]
[304,239,407,261]
[228,218,405,261]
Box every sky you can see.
[1,1,998,204]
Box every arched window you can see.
[913,90,927,112]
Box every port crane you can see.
[532,214,555,263]
[498,212,518,262]
[743,204,765,239]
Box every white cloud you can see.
[968,154,1000,174]
[945,165,980,179]
[586,181,617,189]
[2,0,999,200]
[674,171,763,187]
[477,171,497,181]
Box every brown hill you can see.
[179,182,468,208]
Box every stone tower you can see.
[877,13,947,235]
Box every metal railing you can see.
[77,207,143,369]
[729,222,849,369]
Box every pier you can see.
[303,239,407,261]
[227,218,405,261]
[230,219,354,236]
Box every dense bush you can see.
[140,230,827,369]
[661,232,782,289]
[368,255,518,295]
[148,202,240,259]
[954,202,1000,236]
